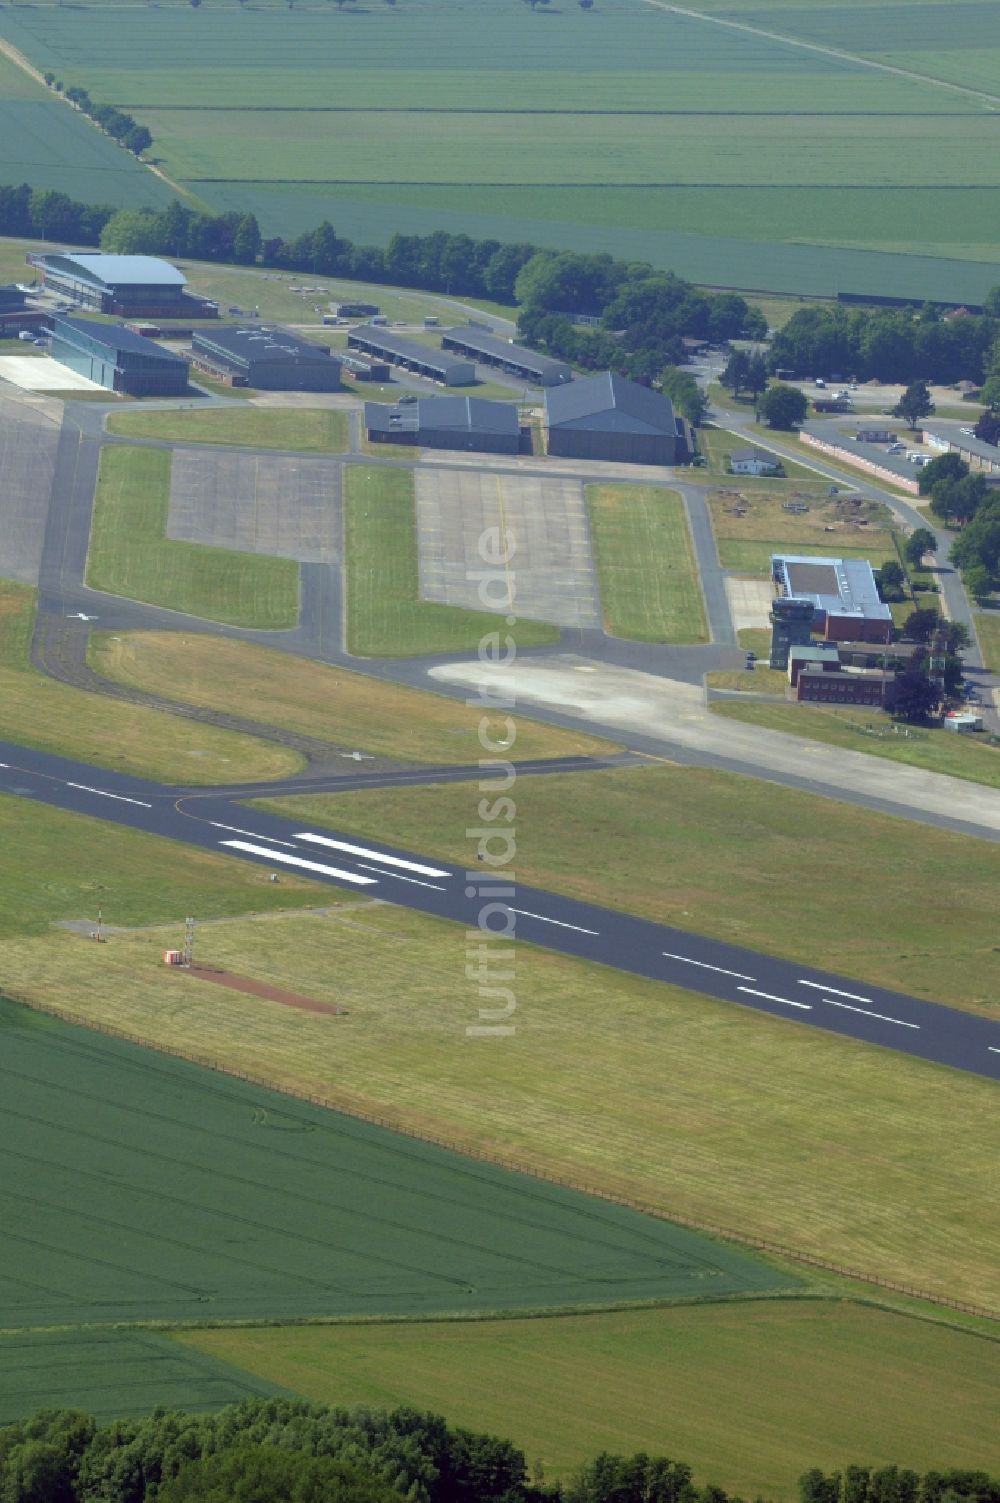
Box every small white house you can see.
[729,447,782,477]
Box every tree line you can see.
[41,77,152,157]
[0,1400,997,1503]
[769,300,1000,388]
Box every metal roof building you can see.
[190,325,341,391]
[27,251,211,318]
[771,553,893,644]
[544,371,688,465]
[365,395,522,454]
[50,315,188,396]
[347,328,474,386]
[440,328,573,387]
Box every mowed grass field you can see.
[3,901,996,1309]
[178,1303,1000,1497]
[254,765,1000,1014]
[88,446,300,628]
[585,485,707,644]
[89,630,618,764]
[3,0,1000,300]
[343,466,558,655]
[106,406,348,452]
[707,482,900,575]
[0,579,302,783]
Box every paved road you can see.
[1,738,997,1080]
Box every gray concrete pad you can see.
[167,449,341,563]
[0,394,62,583]
[724,577,773,634]
[414,468,600,628]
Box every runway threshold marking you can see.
[823,998,919,1029]
[209,821,297,848]
[220,840,378,886]
[737,986,812,1011]
[663,951,755,981]
[798,979,874,1004]
[66,782,152,808]
[509,908,599,936]
[295,833,450,878]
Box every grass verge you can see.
[344,465,558,655]
[87,446,300,628]
[89,630,618,765]
[706,668,788,692]
[975,611,1000,672]
[585,484,707,643]
[3,900,995,1309]
[106,406,348,451]
[252,765,1000,1015]
[0,581,302,783]
[176,1302,1000,1498]
[712,700,1000,792]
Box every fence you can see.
[2,986,995,1324]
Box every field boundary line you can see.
[3,988,996,1324]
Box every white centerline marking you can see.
[737,986,812,1011]
[296,833,450,878]
[989,1047,1000,1055]
[798,979,873,1004]
[823,998,919,1029]
[663,951,755,981]
[66,782,152,808]
[356,863,446,891]
[209,821,296,848]
[510,908,599,936]
[220,840,377,886]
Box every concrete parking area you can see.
[0,355,104,393]
[724,577,774,634]
[167,449,341,563]
[414,468,601,628]
[0,393,62,582]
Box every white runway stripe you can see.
[663,951,755,981]
[823,998,919,1029]
[296,833,450,877]
[209,821,297,848]
[66,782,152,808]
[737,986,812,1011]
[509,908,599,935]
[798,979,873,1004]
[357,863,446,891]
[220,840,378,886]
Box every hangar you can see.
[49,316,188,396]
[544,371,689,465]
[347,328,474,385]
[190,325,342,391]
[365,395,523,454]
[440,328,573,387]
[27,252,214,319]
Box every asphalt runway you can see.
[1,738,997,1082]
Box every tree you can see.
[759,383,807,428]
[963,564,993,604]
[99,208,164,254]
[746,352,768,400]
[232,212,262,266]
[720,348,749,396]
[658,365,708,426]
[904,527,937,567]
[975,409,1000,446]
[893,666,939,722]
[917,450,967,495]
[984,284,1000,318]
[877,560,906,601]
[124,124,152,155]
[892,380,934,430]
[901,607,942,643]
[929,472,988,527]
[578,0,595,8]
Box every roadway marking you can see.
[66,782,152,808]
[737,986,812,1011]
[208,821,297,848]
[989,1047,1000,1055]
[295,833,450,878]
[220,841,378,886]
[663,951,755,981]
[356,863,446,891]
[798,979,873,1004]
[823,998,919,1029]
[510,908,600,936]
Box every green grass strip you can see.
[343,465,558,657]
[586,484,708,643]
[88,446,299,629]
[107,407,348,452]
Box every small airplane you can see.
[67,612,97,621]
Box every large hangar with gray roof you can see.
[440,328,573,387]
[28,251,214,318]
[347,327,474,385]
[191,325,341,391]
[544,371,689,465]
[365,395,523,454]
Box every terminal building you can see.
[190,325,342,391]
[440,328,573,387]
[347,327,475,386]
[544,371,690,465]
[771,554,893,645]
[365,395,523,455]
[27,252,215,319]
[50,316,189,396]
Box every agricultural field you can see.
[178,1303,1000,1497]
[2,0,1000,300]
[585,485,707,643]
[88,446,300,628]
[106,406,348,452]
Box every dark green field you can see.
[0,996,793,1330]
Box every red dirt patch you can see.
[188,965,346,1016]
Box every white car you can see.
[960,427,975,436]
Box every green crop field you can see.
[0,993,791,1328]
[107,406,348,452]
[88,446,300,628]
[585,485,707,643]
[178,1303,1000,1497]
[2,0,999,301]
[0,1328,283,1426]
